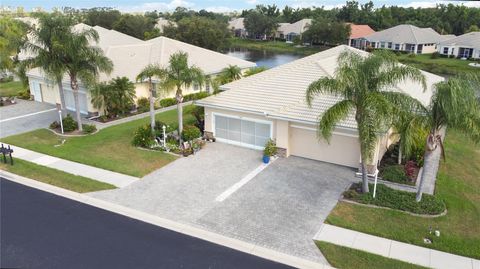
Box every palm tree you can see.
[244,66,268,77]
[136,64,165,132]
[415,73,480,201]
[306,50,426,193]
[91,76,135,117]
[22,12,74,117]
[158,52,205,141]
[60,26,113,131]
[390,111,428,164]
[218,64,241,84]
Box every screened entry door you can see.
[214,114,271,149]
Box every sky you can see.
[2,0,479,13]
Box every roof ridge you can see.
[409,25,419,44]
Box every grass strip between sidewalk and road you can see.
[325,130,480,259]
[316,242,428,269]
[0,159,115,193]
[2,105,196,177]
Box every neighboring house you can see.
[276,19,312,42]
[196,45,443,169]
[154,18,176,33]
[228,18,247,38]
[364,24,454,54]
[346,23,375,50]
[25,23,256,116]
[438,31,480,59]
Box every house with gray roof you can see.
[196,45,443,168]
[438,31,480,59]
[364,24,454,54]
[24,23,256,116]
[276,19,312,42]
[228,18,247,38]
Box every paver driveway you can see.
[90,142,356,263]
[0,100,57,138]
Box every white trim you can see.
[196,103,266,116]
[212,112,273,149]
[290,124,359,138]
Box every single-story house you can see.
[364,24,454,54]
[25,23,256,116]
[346,23,375,50]
[438,31,480,59]
[228,18,247,38]
[196,45,443,169]
[276,19,312,42]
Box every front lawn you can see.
[325,130,480,258]
[0,159,115,193]
[2,105,197,177]
[395,53,480,76]
[317,242,427,269]
[0,81,25,97]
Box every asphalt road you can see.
[0,178,293,269]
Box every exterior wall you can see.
[289,123,361,168]
[275,120,290,156]
[438,45,480,59]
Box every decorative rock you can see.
[435,230,440,237]
[423,238,432,244]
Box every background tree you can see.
[84,7,121,29]
[244,12,278,39]
[0,17,28,74]
[415,74,480,201]
[136,64,165,132]
[158,52,205,142]
[306,50,426,193]
[91,76,135,117]
[163,16,231,51]
[61,26,113,131]
[303,18,351,45]
[113,14,156,40]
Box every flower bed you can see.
[343,183,446,215]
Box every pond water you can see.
[224,47,304,68]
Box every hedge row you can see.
[159,92,209,108]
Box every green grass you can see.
[2,105,197,177]
[228,37,327,55]
[326,130,480,258]
[395,53,480,76]
[0,159,115,193]
[0,81,25,97]
[317,242,427,269]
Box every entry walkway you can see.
[1,144,137,187]
[314,224,479,269]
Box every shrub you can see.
[191,106,205,132]
[181,125,201,141]
[62,114,77,132]
[159,97,176,107]
[0,76,13,83]
[82,124,97,134]
[380,165,408,183]
[50,121,60,129]
[263,139,277,157]
[430,52,440,59]
[132,124,154,148]
[153,120,168,137]
[345,183,445,215]
[408,53,416,58]
[183,92,209,102]
[137,97,149,112]
[17,89,31,100]
[404,161,417,180]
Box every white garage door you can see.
[214,114,272,150]
[64,87,88,114]
[289,125,361,168]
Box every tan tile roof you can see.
[196,45,444,129]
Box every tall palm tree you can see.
[218,64,241,84]
[306,50,426,193]
[60,26,113,131]
[136,64,166,133]
[22,12,74,116]
[158,52,205,141]
[415,73,480,201]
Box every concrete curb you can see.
[0,170,334,269]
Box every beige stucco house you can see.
[25,23,256,116]
[196,45,444,169]
[364,24,454,54]
[275,19,312,42]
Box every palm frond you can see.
[306,78,346,106]
[317,100,355,142]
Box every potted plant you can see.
[263,139,277,164]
